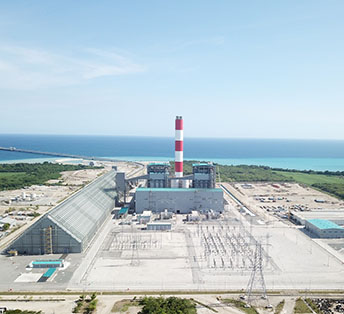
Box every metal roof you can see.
[136,187,222,192]
[9,170,117,254]
[292,211,344,220]
[47,170,117,244]
[43,268,56,277]
[119,207,129,214]
[307,219,343,230]
[192,163,213,167]
[33,261,61,265]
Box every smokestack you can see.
[175,116,183,186]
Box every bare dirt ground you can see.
[1,293,342,314]
[224,182,344,219]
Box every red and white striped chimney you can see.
[175,116,183,184]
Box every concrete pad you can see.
[14,273,42,283]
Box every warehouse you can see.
[9,170,117,255]
[291,211,344,226]
[135,187,223,214]
[305,219,344,238]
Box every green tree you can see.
[2,223,10,231]
[139,297,196,314]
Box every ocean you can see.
[0,134,344,171]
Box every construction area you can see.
[225,182,344,219]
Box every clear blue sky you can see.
[0,1,343,139]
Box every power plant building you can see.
[192,163,216,188]
[147,163,171,188]
[135,187,223,214]
[133,116,224,214]
[9,170,117,255]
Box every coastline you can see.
[1,155,344,171]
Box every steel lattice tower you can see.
[245,242,267,304]
[130,237,140,266]
[130,225,140,266]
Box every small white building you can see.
[160,209,173,220]
[188,210,200,222]
[0,217,17,228]
[139,210,152,224]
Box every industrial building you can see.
[138,210,152,223]
[305,219,344,238]
[135,187,223,214]
[9,170,117,255]
[147,163,171,188]
[128,116,224,214]
[291,211,344,226]
[147,222,172,231]
[192,163,216,188]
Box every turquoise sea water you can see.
[1,155,343,172]
[0,134,344,171]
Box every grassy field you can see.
[293,298,312,313]
[0,163,101,191]
[172,161,292,182]
[170,161,344,200]
[275,171,344,185]
[112,299,140,312]
[276,171,344,199]
[274,300,285,314]
[304,298,322,314]
[222,299,259,314]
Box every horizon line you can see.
[0,133,344,142]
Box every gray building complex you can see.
[9,170,117,255]
[130,161,224,214]
[135,187,223,214]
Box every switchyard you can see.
[62,205,281,292]
[194,223,258,271]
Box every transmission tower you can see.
[245,242,267,304]
[130,224,140,266]
[130,237,140,266]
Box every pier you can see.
[0,146,129,163]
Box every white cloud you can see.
[0,45,146,89]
